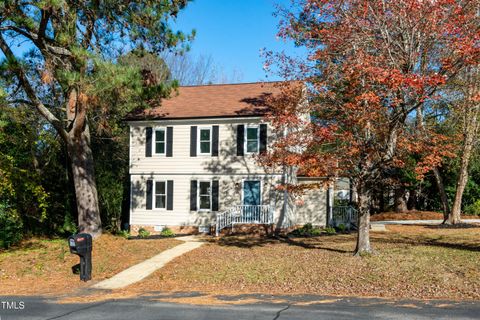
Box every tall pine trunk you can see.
[354,182,372,255]
[65,87,102,237]
[67,128,102,237]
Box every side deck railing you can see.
[332,206,358,230]
[215,205,273,236]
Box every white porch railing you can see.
[215,205,274,236]
[332,206,358,230]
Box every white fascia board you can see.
[126,116,265,126]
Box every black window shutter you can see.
[190,180,198,211]
[146,179,153,210]
[167,180,174,210]
[212,180,219,211]
[236,124,244,156]
[259,124,268,153]
[166,127,173,157]
[145,127,152,157]
[190,126,197,157]
[212,125,219,156]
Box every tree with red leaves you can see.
[264,0,479,254]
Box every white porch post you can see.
[215,213,219,237]
[327,183,334,226]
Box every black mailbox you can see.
[68,233,92,281]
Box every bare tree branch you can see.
[0,34,69,143]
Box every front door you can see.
[243,180,261,220]
[243,180,261,206]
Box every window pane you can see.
[155,130,165,154]
[155,181,165,195]
[247,127,258,139]
[155,130,165,142]
[247,140,258,153]
[200,141,210,154]
[155,195,166,208]
[199,182,211,195]
[200,195,210,209]
[200,129,210,141]
[155,142,165,154]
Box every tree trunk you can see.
[449,68,480,225]
[407,188,417,211]
[415,101,451,220]
[354,182,372,255]
[371,186,384,214]
[68,128,102,237]
[394,186,408,213]
[449,136,475,224]
[431,168,451,222]
[378,189,385,213]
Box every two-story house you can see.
[126,82,352,235]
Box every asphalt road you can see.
[1,293,479,320]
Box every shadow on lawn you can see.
[371,234,480,253]
[283,233,480,253]
[425,223,480,230]
[279,236,353,253]
[208,226,480,254]
[207,234,355,254]
[205,236,279,248]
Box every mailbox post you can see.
[68,233,92,281]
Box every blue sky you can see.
[173,0,304,83]
[3,1,304,83]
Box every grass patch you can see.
[130,225,480,300]
[0,234,181,296]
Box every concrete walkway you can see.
[93,236,204,290]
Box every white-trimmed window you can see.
[246,126,259,153]
[199,127,211,155]
[154,128,166,155]
[198,181,211,210]
[154,181,167,209]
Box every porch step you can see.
[216,205,274,236]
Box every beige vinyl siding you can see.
[292,185,328,227]
[130,173,284,227]
[129,118,278,175]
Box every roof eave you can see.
[124,113,269,122]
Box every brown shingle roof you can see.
[126,81,283,120]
